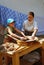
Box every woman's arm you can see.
[31,21,38,39]
[31,29,38,39]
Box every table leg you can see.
[41,49,44,65]
[12,53,20,65]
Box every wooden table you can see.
[39,38,44,65]
[0,42,42,65]
[41,41,44,65]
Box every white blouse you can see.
[22,20,38,32]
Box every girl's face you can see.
[9,22,15,27]
[28,14,34,22]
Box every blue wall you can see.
[0,5,44,35]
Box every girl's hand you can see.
[20,37,27,40]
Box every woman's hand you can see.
[31,36,35,40]
[26,36,35,40]
[21,32,26,37]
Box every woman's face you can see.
[28,14,34,22]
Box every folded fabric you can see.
[23,51,40,63]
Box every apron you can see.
[24,30,33,36]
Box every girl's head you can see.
[7,18,15,27]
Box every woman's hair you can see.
[29,12,34,17]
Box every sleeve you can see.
[22,21,25,31]
[7,26,13,35]
[34,21,38,30]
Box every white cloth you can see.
[22,20,38,32]
[23,51,40,63]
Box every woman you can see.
[22,12,38,40]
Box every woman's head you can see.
[28,12,34,22]
[7,18,15,27]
